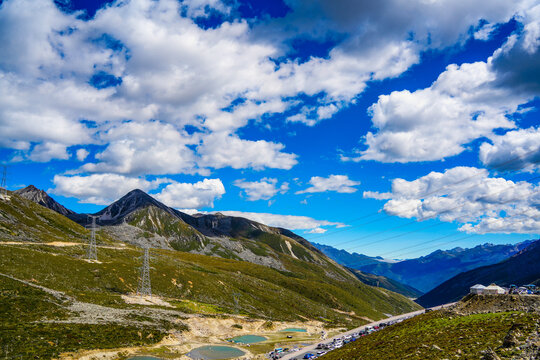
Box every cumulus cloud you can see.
[29,142,70,162]
[234,178,289,201]
[154,178,225,209]
[80,121,200,176]
[197,133,297,170]
[296,175,360,194]
[76,148,90,161]
[1,0,530,177]
[51,173,170,205]
[363,190,392,200]
[491,3,540,95]
[344,4,539,164]
[364,166,540,234]
[480,127,540,171]
[355,61,519,163]
[474,23,497,40]
[182,210,346,232]
[308,227,327,234]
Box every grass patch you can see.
[321,310,540,360]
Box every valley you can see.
[0,189,420,359]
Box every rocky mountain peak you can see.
[94,189,173,224]
[14,185,75,216]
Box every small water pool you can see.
[186,345,245,360]
[280,328,307,332]
[127,357,163,360]
[229,334,266,343]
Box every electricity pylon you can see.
[137,245,152,297]
[86,216,98,260]
[1,165,7,196]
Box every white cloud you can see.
[308,227,327,234]
[344,3,540,164]
[197,133,297,170]
[76,148,90,161]
[297,175,360,194]
[52,173,170,205]
[80,120,200,176]
[181,0,231,19]
[234,178,289,201]
[29,142,70,162]
[480,127,540,171]
[365,166,540,234]
[0,0,537,186]
[363,190,392,200]
[355,61,520,163]
[154,178,225,209]
[474,23,497,40]
[190,210,346,232]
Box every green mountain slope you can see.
[0,191,421,324]
[322,295,540,360]
[348,268,423,298]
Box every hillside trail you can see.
[0,241,127,249]
[0,272,197,325]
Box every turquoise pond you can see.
[280,328,307,332]
[229,335,266,343]
[127,357,162,360]
[186,345,245,360]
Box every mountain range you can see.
[14,186,334,275]
[314,240,533,293]
[0,187,422,358]
[416,239,540,307]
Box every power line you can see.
[337,202,539,271]
[306,147,540,243]
[312,172,540,271]
[317,164,540,253]
[1,165,7,196]
[343,173,540,254]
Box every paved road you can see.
[279,303,455,360]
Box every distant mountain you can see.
[416,239,540,307]
[312,243,386,267]
[315,241,533,293]
[14,185,75,217]
[347,268,423,298]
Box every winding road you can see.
[280,303,455,360]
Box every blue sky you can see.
[0,0,539,258]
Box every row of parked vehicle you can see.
[300,325,385,359]
[268,315,419,360]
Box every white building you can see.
[470,284,486,294]
[483,284,506,295]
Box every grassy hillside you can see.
[0,192,90,243]
[0,192,421,326]
[348,268,423,298]
[0,275,166,358]
[322,298,540,359]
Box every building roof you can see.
[470,284,485,289]
[485,284,505,290]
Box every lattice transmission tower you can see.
[1,165,7,196]
[86,216,98,260]
[137,245,152,297]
